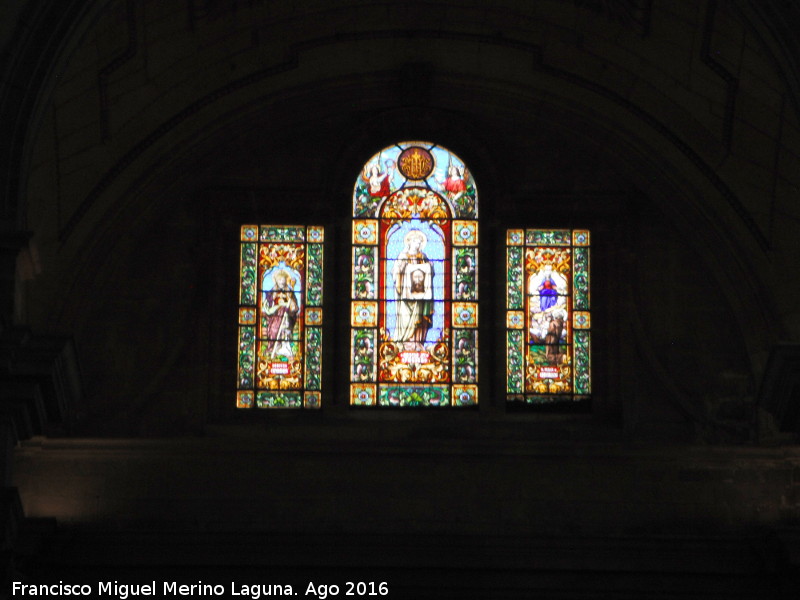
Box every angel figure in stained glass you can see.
[362,158,396,198]
[442,161,468,203]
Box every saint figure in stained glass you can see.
[543,312,567,365]
[529,264,567,313]
[261,268,300,360]
[391,230,434,347]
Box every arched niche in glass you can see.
[350,142,478,407]
[236,225,324,409]
[506,229,591,408]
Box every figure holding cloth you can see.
[391,230,434,350]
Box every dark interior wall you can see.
[11,435,800,537]
[4,1,800,595]
[9,0,792,464]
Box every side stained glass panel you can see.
[506,229,591,407]
[350,142,478,407]
[236,225,323,409]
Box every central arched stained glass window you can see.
[350,142,478,406]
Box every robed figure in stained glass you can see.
[544,313,566,365]
[529,264,567,312]
[262,269,300,359]
[362,158,396,198]
[442,162,467,203]
[527,263,568,365]
[391,230,434,349]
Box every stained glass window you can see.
[506,229,591,406]
[236,225,323,409]
[350,142,478,407]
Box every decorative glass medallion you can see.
[398,146,434,180]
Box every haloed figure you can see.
[391,230,434,349]
[262,269,299,358]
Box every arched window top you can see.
[353,141,477,219]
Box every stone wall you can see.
[13,431,800,535]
